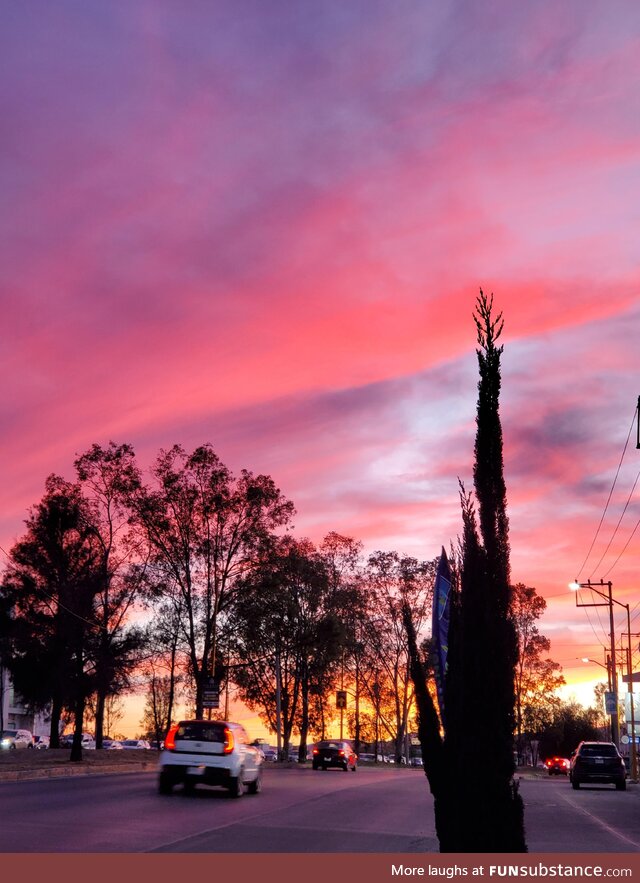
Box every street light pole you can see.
[580,655,613,739]
[570,580,619,747]
[621,606,638,782]
[606,581,620,748]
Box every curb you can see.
[0,762,155,783]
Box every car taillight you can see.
[223,727,234,754]
[164,725,179,751]
[338,750,345,756]
[313,748,318,755]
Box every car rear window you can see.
[176,722,227,742]
[580,744,618,757]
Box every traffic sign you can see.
[203,677,220,709]
[604,691,617,715]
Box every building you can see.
[0,665,49,736]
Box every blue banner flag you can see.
[432,547,451,724]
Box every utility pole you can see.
[570,580,619,746]
[620,623,639,782]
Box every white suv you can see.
[158,720,263,797]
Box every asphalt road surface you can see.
[0,766,638,853]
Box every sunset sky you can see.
[2,1,639,735]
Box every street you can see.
[0,766,638,853]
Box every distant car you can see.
[102,739,123,750]
[569,741,626,790]
[410,756,424,768]
[33,735,50,750]
[59,733,96,749]
[544,756,570,776]
[261,746,277,762]
[158,719,263,797]
[312,740,357,772]
[121,739,150,750]
[358,752,376,763]
[1,729,33,750]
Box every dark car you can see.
[544,756,569,776]
[569,741,626,790]
[312,740,357,772]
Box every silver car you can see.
[158,720,263,797]
[1,729,33,750]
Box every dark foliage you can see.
[404,291,527,852]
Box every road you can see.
[0,766,638,853]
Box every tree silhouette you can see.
[404,291,527,852]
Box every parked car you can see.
[1,729,33,750]
[158,720,263,797]
[102,739,123,750]
[569,741,626,790]
[59,733,96,749]
[260,746,277,762]
[358,752,376,763]
[121,739,150,750]
[544,756,570,776]
[33,735,50,750]
[312,740,357,772]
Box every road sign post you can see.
[203,677,220,709]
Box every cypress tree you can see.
[405,291,526,852]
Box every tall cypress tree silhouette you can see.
[404,291,526,852]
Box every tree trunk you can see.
[49,695,63,748]
[94,690,106,748]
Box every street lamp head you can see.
[569,581,581,591]
[581,657,591,663]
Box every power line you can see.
[591,467,640,579]
[576,405,638,581]
[600,514,640,580]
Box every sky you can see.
[1,0,640,738]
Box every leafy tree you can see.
[141,596,185,739]
[591,682,610,739]
[232,535,346,757]
[405,292,527,852]
[139,672,177,745]
[537,700,600,758]
[511,582,565,761]
[361,551,434,761]
[74,442,147,748]
[0,476,102,760]
[132,444,294,717]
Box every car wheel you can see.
[247,771,262,795]
[352,763,357,772]
[312,762,319,770]
[571,778,580,789]
[343,762,348,772]
[158,773,173,795]
[615,779,626,791]
[183,780,196,795]
[228,772,244,798]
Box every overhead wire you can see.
[576,405,637,582]
[591,467,640,579]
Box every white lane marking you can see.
[559,790,640,849]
